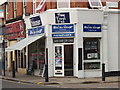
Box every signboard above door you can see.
[52,24,74,32]
[52,33,75,38]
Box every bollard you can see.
[12,61,15,78]
[102,63,105,81]
[45,64,49,82]
[2,39,5,76]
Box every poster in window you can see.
[55,46,62,67]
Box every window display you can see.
[55,46,62,69]
[84,38,100,60]
[83,38,101,70]
[84,62,100,70]
[28,37,45,75]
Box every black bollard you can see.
[12,61,15,78]
[45,64,49,82]
[102,63,105,81]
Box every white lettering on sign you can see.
[31,20,41,27]
[84,26,101,29]
[29,29,43,35]
[53,26,73,29]
[56,13,66,23]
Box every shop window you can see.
[28,37,45,70]
[84,38,100,60]
[83,38,101,70]
[84,62,100,70]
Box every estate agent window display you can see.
[28,38,45,71]
[83,38,101,70]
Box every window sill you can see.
[84,69,101,71]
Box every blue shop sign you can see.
[30,16,42,27]
[52,33,75,38]
[28,26,44,36]
[52,24,74,32]
[83,24,102,32]
[55,12,70,23]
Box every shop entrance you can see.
[54,44,73,77]
[64,45,73,76]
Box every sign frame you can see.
[83,24,102,32]
[28,26,44,36]
[52,24,74,32]
[52,33,75,38]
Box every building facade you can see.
[0,0,119,77]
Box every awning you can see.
[6,35,44,52]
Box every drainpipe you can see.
[102,6,109,72]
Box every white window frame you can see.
[33,0,36,14]
[6,2,9,20]
[23,0,26,14]
[83,38,101,70]
[88,0,103,8]
[14,0,17,18]
[57,0,70,9]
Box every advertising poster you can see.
[55,46,62,67]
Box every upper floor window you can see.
[88,0,103,8]
[14,0,17,18]
[57,0,70,9]
[6,2,9,20]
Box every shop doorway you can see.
[54,44,73,76]
[64,45,73,76]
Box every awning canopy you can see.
[6,35,44,52]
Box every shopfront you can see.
[50,12,75,76]
[15,8,119,78]
[5,20,25,71]
[27,15,46,76]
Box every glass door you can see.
[54,45,64,76]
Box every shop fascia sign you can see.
[55,12,70,23]
[5,20,25,40]
[30,16,42,27]
[52,24,74,32]
[52,33,75,38]
[83,24,101,32]
[28,26,44,36]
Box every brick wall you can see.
[0,0,119,22]
[16,1,23,17]
[8,2,14,20]
[26,1,33,14]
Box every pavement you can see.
[0,71,120,88]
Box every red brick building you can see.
[0,0,120,23]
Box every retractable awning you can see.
[6,35,44,52]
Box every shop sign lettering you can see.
[55,12,70,23]
[52,33,75,37]
[30,16,42,27]
[28,26,44,36]
[83,24,101,32]
[5,20,25,40]
[52,24,74,32]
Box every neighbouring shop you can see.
[5,20,25,71]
